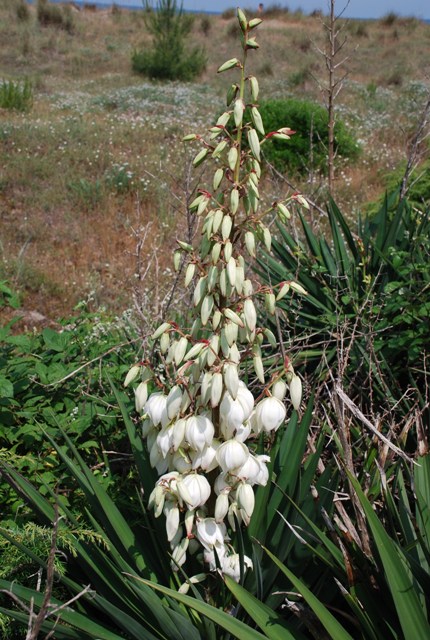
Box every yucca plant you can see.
[257,191,430,430]
[0,9,337,639]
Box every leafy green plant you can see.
[254,99,360,175]
[131,0,206,81]
[0,79,33,112]
[0,312,139,521]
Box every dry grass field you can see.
[1,0,429,322]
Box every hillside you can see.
[1,1,429,323]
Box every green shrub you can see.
[132,0,206,81]
[257,98,360,175]
[0,78,33,112]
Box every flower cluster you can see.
[125,9,305,583]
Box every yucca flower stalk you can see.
[125,8,307,582]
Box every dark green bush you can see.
[0,78,33,112]
[258,98,360,175]
[132,0,206,81]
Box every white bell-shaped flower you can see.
[185,415,215,451]
[237,453,270,486]
[253,396,286,433]
[156,424,175,458]
[196,518,227,551]
[172,417,187,451]
[190,442,219,472]
[216,439,249,472]
[178,473,211,511]
[221,552,253,582]
[214,471,233,495]
[236,482,255,525]
[203,542,228,570]
[171,450,193,474]
[220,382,254,430]
[144,392,168,427]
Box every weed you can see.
[380,11,399,27]
[200,15,211,36]
[0,78,33,112]
[15,0,30,22]
[67,178,104,210]
[37,0,74,33]
[221,8,235,20]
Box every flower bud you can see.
[211,372,223,408]
[272,379,287,401]
[213,167,224,191]
[184,263,196,288]
[222,214,233,241]
[164,502,180,542]
[236,482,255,525]
[171,537,189,569]
[134,382,148,414]
[247,128,261,161]
[243,298,257,333]
[151,322,171,341]
[245,231,256,257]
[215,492,230,522]
[289,375,302,411]
[227,256,236,287]
[234,98,245,128]
[230,187,239,214]
[124,364,140,388]
[228,146,238,171]
[217,58,240,73]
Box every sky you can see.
[109,0,430,20]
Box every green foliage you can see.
[132,0,206,81]
[37,0,74,33]
[257,191,430,425]
[257,99,360,175]
[0,281,20,309]
[0,311,139,521]
[0,78,33,112]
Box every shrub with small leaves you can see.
[255,98,360,175]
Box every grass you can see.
[0,1,429,320]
